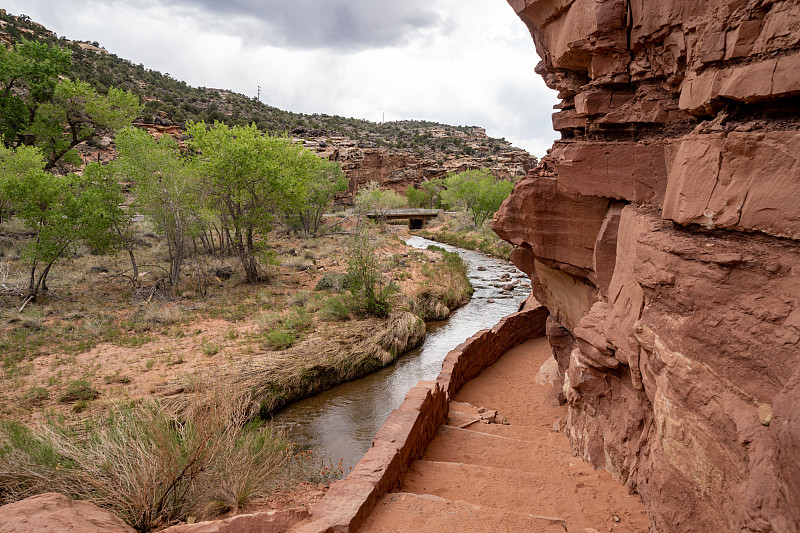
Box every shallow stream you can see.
[273,236,528,470]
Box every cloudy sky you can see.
[4,0,559,156]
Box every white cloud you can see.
[4,0,558,156]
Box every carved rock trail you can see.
[359,338,649,533]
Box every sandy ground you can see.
[1,226,456,424]
[360,337,650,533]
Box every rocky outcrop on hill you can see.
[299,135,533,202]
[495,1,800,531]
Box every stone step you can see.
[402,461,648,533]
[358,492,568,533]
[423,425,571,472]
[446,410,564,442]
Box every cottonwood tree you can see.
[114,127,199,287]
[291,160,346,237]
[33,79,140,171]
[0,39,71,148]
[354,182,407,221]
[0,146,124,300]
[0,39,141,171]
[188,121,337,283]
[405,178,446,210]
[442,169,514,226]
[0,144,44,223]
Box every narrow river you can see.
[273,236,529,470]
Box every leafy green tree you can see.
[32,80,141,170]
[355,182,406,221]
[0,147,124,299]
[0,40,72,148]
[0,39,141,171]
[404,185,426,209]
[188,121,339,282]
[114,127,200,286]
[405,179,446,210]
[0,144,44,222]
[84,161,139,282]
[291,161,346,237]
[442,170,514,226]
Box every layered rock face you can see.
[495,1,800,531]
[300,136,533,202]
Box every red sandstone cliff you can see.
[494,1,800,531]
[299,135,533,202]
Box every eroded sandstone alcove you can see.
[494,1,800,531]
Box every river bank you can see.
[0,225,471,425]
[273,236,530,471]
[415,213,514,259]
[0,231,526,531]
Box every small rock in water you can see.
[487,298,495,303]
[477,266,486,271]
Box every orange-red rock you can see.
[0,493,134,533]
[493,176,609,272]
[553,141,668,204]
[663,130,800,239]
[497,0,800,530]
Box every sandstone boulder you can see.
[0,493,133,533]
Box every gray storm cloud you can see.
[160,0,442,50]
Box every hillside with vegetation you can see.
[0,9,530,161]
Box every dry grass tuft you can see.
[0,386,292,532]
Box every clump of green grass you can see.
[418,225,513,259]
[320,296,350,321]
[23,386,49,406]
[202,341,221,357]
[289,290,310,308]
[58,380,99,404]
[314,272,349,292]
[263,329,297,350]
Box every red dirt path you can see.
[360,337,650,532]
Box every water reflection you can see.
[272,236,528,469]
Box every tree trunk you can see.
[128,247,139,283]
[241,227,259,284]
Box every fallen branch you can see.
[18,295,33,313]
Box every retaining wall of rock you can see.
[291,304,549,533]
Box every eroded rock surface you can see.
[0,493,134,533]
[496,1,800,531]
[299,135,533,202]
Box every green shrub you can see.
[282,307,310,332]
[320,296,350,321]
[263,329,296,350]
